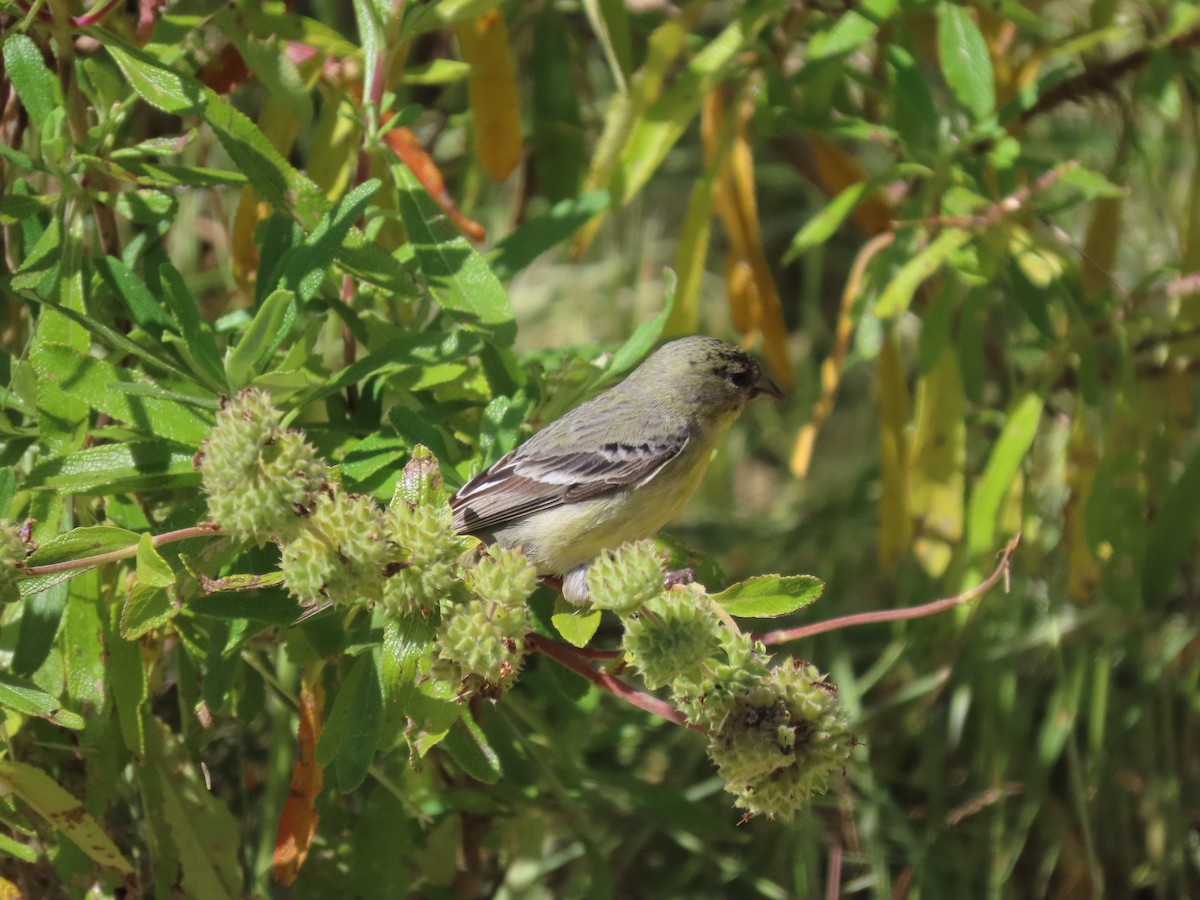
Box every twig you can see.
[527,633,701,732]
[19,523,223,577]
[756,535,1020,646]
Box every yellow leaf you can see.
[1080,194,1123,302]
[456,12,522,183]
[908,347,965,577]
[806,132,893,237]
[711,90,793,388]
[877,332,912,570]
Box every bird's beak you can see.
[753,373,785,400]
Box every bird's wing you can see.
[450,422,691,536]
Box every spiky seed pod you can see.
[279,490,389,607]
[436,597,530,689]
[622,584,724,689]
[670,630,773,728]
[0,520,30,605]
[586,540,665,615]
[466,545,538,608]
[382,500,466,615]
[199,389,326,545]
[704,660,854,820]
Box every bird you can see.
[449,336,784,603]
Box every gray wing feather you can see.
[450,408,689,536]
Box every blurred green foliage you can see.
[1,0,1200,896]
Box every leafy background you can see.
[2,0,1200,897]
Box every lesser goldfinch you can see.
[450,337,783,602]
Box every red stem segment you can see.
[756,535,1020,646]
[19,523,223,577]
[527,633,701,732]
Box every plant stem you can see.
[527,633,701,732]
[756,535,1020,646]
[19,523,223,577]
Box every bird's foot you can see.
[664,567,697,590]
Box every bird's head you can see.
[625,336,784,426]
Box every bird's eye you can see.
[727,369,752,388]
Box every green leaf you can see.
[10,583,68,676]
[785,180,877,261]
[937,2,996,121]
[609,11,772,209]
[24,442,199,494]
[605,270,677,377]
[106,602,147,756]
[96,256,176,330]
[552,597,603,647]
[0,760,132,873]
[276,180,380,302]
[224,289,296,389]
[157,262,227,391]
[0,673,85,730]
[967,393,1043,558]
[24,525,139,567]
[121,584,174,640]
[712,575,825,618]
[139,721,241,898]
[317,653,384,792]
[809,7,884,60]
[394,162,514,334]
[107,44,205,115]
[3,34,62,124]
[441,714,502,784]
[63,584,107,720]
[1142,442,1200,606]
[875,228,971,319]
[136,532,176,588]
[489,192,610,281]
[117,535,178,639]
[31,343,213,444]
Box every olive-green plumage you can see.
[450,336,782,601]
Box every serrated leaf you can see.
[107,45,205,115]
[711,575,824,618]
[3,34,62,124]
[0,673,85,730]
[551,597,603,647]
[0,760,131,873]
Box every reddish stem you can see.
[72,0,123,26]
[756,535,1020,646]
[527,633,701,732]
[19,523,223,577]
